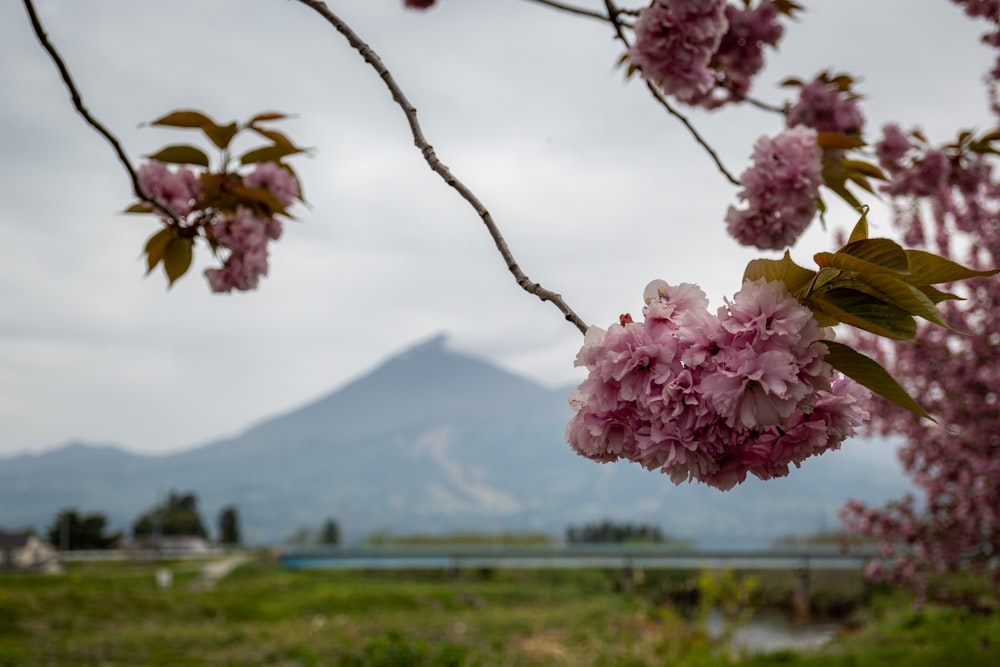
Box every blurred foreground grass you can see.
[0,554,997,666]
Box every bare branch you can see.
[294,0,590,334]
[718,80,787,114]
[603,1,740,186]
[517,0,611,23]
[20,0,179,224]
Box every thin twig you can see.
[20,0,178,224]
[718,80,786,114]
[518,0,610,23]
[603,0,740,186]
[294,0,590,334]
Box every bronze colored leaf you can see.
[821,340,933,421]
[239,143,305,166]
[836,238,910,272]
[743,251,816,297]
[904,249,1000,286]
[202,122,239,151]
[143,227,173,274]
[146,144,210,168]
[806,289,917,340]
[150,110,216,129]
[163,236,193,286]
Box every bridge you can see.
[280,544,874,572]
[280,544,875,622]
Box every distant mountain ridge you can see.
[0,334,913,545]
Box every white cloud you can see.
[0,0,995,455]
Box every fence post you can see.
[793,554,811,624]
[621,555,635,594]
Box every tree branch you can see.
[20,0,179,224]
[603,0,740,186]
[517,0,624,25]
[294,0,590,334]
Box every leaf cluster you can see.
[744,212,999,420]
[129,109,308,287]
[817,132,887,214]
[144,109,308,169]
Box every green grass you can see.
[0,555,997,666]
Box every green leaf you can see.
[917,284,963,304]
[162,236,193,286]
[143,227,173,274]
[848,272,948,327]
[743,251,816,297]
[805,289,917,340]
[903,249,1000,285]
[239,143,305,166]
[150,110,216,129]
[146,144,210,168]
[847,173,878,196]
[843,159,887,180]
[838,238,910,272]
[814,245,909,278]
[820,340,934,421]
[822,156,865,212]
[846,210,869,243]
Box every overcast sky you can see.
[1,0,995,458]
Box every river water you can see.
[706,608,840,654]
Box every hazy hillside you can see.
[0,334,914,545]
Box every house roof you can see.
[0,530,32,549]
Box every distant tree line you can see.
[565,520,668,545]
[44,490,245,550]
[285,518,341,546]
[132,491,207,539]
[46,509,121,550]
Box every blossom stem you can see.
[602,0,740,186]
[20,0,180,225]
[518,0,614,24]
[294,0,590,334]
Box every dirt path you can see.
[189,552,252,590]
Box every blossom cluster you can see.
[950,0,1000,82]
[725,125,823,250]
[705,2,784,107]
[842,125,1000,600]
[137,160,300,292]
[566,278,870,491]
[629,1,785,108]
[628,0,729,104]
[875,124,1000,256]
[786,77,865,136]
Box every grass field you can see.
[0,553,997,666]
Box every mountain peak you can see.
[395,333,448,358]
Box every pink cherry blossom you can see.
[699,1,784,108]
[566,278,868,491]
[137,161,200,218]
[204,207,276,293]
[244,161,300,208]
[725,125,823,249]
[786,78,865,135]
[843,125,1000,602]
[875,124,912,172]
[628,0,729,104]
